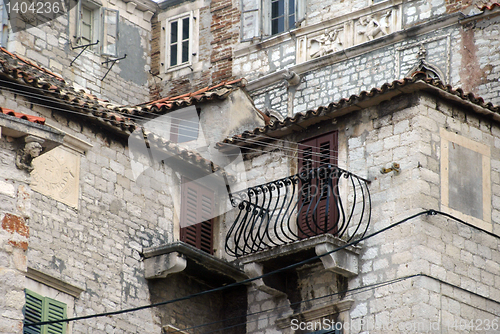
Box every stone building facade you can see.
[235,1,500,117]
[216,75,500,333]
[3,0,157,105]
[1,0,500,334]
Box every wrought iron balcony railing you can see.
[225,166,371,257]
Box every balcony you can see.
[226,166,371,258]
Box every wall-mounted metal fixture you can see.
[70,40,100,66]
[149,70,162,80]
[101,54,127,81]
[381,162,401,175]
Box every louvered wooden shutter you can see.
[24,290,43,334]
[297,131,338,239]
[43,299,67,334]
[180,178,215,254]
[24,290,67,334]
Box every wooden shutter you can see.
[297,131,338,239]
[24,290,67,334]
[180,178,215,254]
[24,290,43,334]
[43,299,67,334]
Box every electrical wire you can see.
[0,77,344,162]
[24,209,500,328]
[171,274,421,334]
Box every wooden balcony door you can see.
[297,131,339,239]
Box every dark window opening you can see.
[271,0,295,35]
[170,114,199,143]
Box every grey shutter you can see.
[101,8,119,56]
[241,0,260,41]
[296,0,306,27]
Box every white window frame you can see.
[166,12,193,71]
[270,0,295,36]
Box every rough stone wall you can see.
[235,3,500,117]
[0,136,30,334]
[7,1,153,105]
[20,98,182,333]
[236,92,500,332]
[457,14,500,105]
[344,93,500,332]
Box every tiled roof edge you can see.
[216,73,500,149]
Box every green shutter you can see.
[24,290,67,334]
[43,298,67,334]
[24,290,43,334]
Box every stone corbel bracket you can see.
[16,135,45,172]
[143,241,248,284]
[243,262,287,298]
[144,252,187,279]
[315,242,359,277]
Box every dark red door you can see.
[297,131,339,239]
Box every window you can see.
[167,13,192,69]
[23,289,67,334]
[180,178,215,254]
[240,0,305,41]
[0,0,8,46]
[75,3,119,56]
[271,0,295,35]
[80,6,93,45]
[170,115,199,143]
[297,131,338,239]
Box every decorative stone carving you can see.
[16,136,44,172]
[405,44,446,81]
[357,11,391,41]
[31,146,80,208]
[297,4,401,63]
[310,27,344,59]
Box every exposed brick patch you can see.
[459,25,481,93]
[2,213,29,238]
[8,240,28,251]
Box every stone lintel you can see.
[26,267,84,298]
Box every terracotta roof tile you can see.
[216,73,500,150]
[479,2,500,11]
[1,107,46,124]
[121,78,247,116]
[0,48,234,179]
